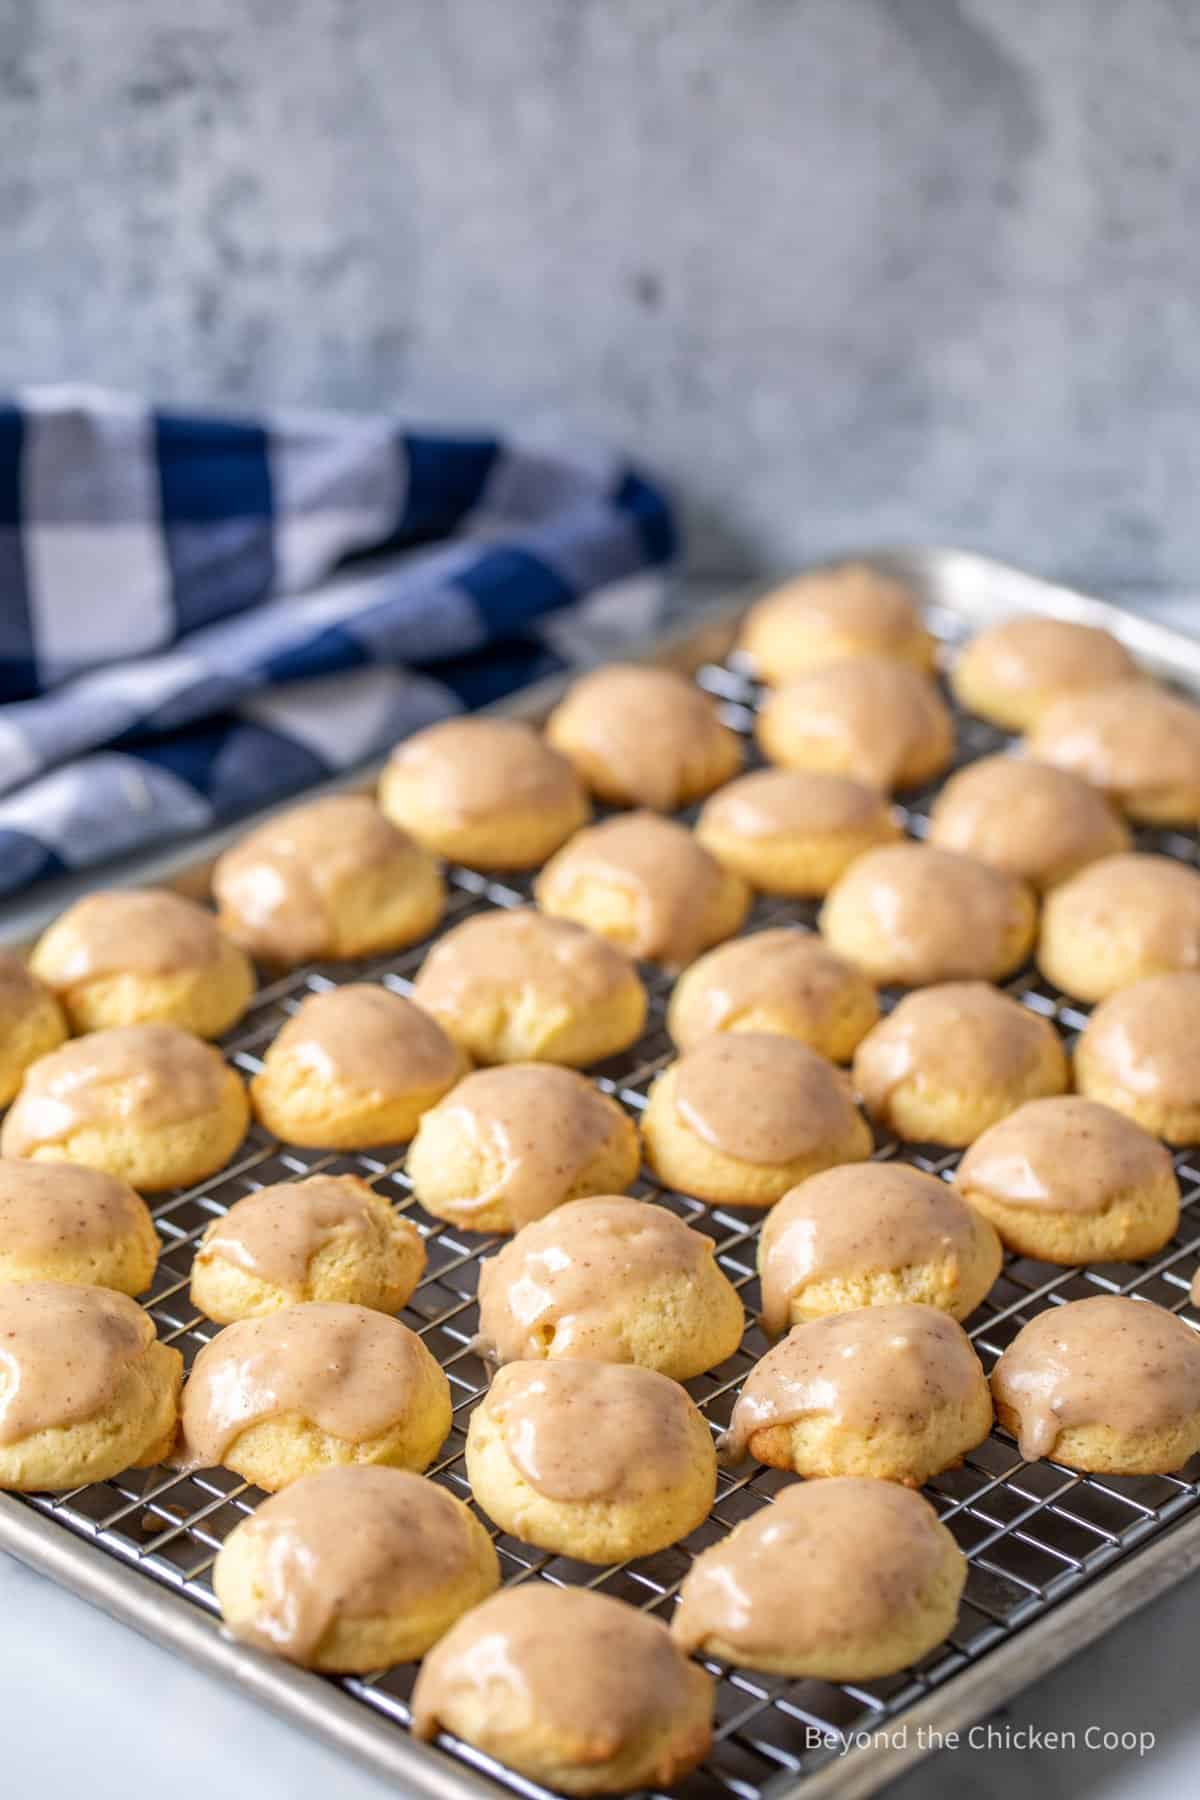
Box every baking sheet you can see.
[2,549,1200,1800]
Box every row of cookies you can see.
[1,918,1195,1321]
[740,560,1200,818]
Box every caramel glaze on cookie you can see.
[1074,972,1200,1143]
[758,1163,1000,1334]
[411,1585,714,1795]
[991,1295,1200,1470]
[534,811,750,967]
[666,927,879,1062]
[725,1304,987,1462]
[178,1302,448,1475]
[0,1282,160,1446]
[820,844,1036,987]
[928,755,1130,890]
[545,664,742,813]
[215,1467,497,1667]
[1026,679,1200,825]
[213,793,445,966]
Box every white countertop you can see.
[4,591,1198,1800]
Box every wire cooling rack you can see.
[5,574,1200,1800]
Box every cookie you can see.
[411,1585,714,1795]
[852,982,1069,1146]
[0,954,67,1107]
[820,844,1036,987]
[1026,679,1200,825]
[29,887,254,1040]
[1,1024,250,1191]
[213,1466,498,1670]
[672,1477,965,1678]
[212,793,445,967]
[1074,972,1200,1142]
[723,1302,993,1485]
[928,755,1130,891]
[534,812,751,967]
[544,664,742,812]
[666,927,879,1063]
[466,1359,716,1564]
[991,1294,1200,1472]
[696,767,901,896]
[758,1163,1001,1334]
[178,1301,452,1491]
[379,717,589,868]
[412,908,647,1067]
[738,562,936,684]
[952,614,1137,731]
[0,1282,181,1491]
[475,1195,745,1378]
[956,1096,1180,1265]
[1038,852,1200,1002]
[0,1159,158,1295]
[190,1174,426,1322]
[251,983,466,1148]
[641,1033,872,1208]
[407,1065,639,1233]
[755,657,953,791]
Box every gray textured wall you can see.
[1,0,1198,590]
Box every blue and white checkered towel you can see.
[0,389,676,900]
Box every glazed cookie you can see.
[474,1195,745,1377]
[0,1024,250,1191]
[1026,679,1200,825]
[212,793,445,967]
[190,1174,426,1323]
[758,1164,1001,1336]
[0,1282,181,1491]
[991,1294,1200,1473]
[1074,972,1200,1142]
[695,767,901,897]
[0,954,67,1107]
[0,1160,158,1295]
[641,1033,872,1209]
[738,562,936,684]
[666,927,879,1063]
[928,755,1130,891]
[411,908,646,1067]
[672,1477,966,1679]
[407,1065,639,1233]
[951,614,1137,731]
[723,1302,993,1485]
[1038,853,1200,1002]
[956,1097,1179,1265]
[412,1585,714,1795]
[466,1359,716,1564]
[178,1301,451,1490]
[544,663,741,813]
[29,887,255,1038]
[755,657,954,791]
[820,844,1037,987]
[534,813,751,968]
[251,983,466,1149]
[379,717,589,869]
[853,982,1068,1147]
[213,1467,499,1671]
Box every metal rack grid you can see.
[9,599,1200,1800]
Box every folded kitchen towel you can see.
[0,389,676,899]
